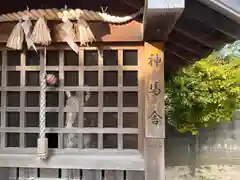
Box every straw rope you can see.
[39,73,46,142]
[37,49,48,161]
[6,22,24,50]
[0,8,143,23]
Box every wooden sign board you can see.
[143,42,165,138]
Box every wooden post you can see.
[142,42,165,180]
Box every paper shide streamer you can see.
[5,7,143,51]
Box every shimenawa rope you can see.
[0,8,143,23]
[37,48,48,161]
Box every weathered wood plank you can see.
[0,168,11,180]
[58,51,64,149]
[0,86,139,92]
[143,42,165,180]
[143,42,165,138]
[0,21,142,43]
[175,17,235,48]
[8,167,18,180]
[174,27,215,49]
[78,49,84,149]
[39,168,58,178]
[165,49,192,65]
[19,51,26,148]
[126,171,145,180]
[167,39,202,57]
[105,170,124,180]
[98,50,104,149]
[83,170,101,180]
[0,127,139,134]
[118,49,123,150]
[185,0,240,39]
[138,47,145,153]
[62,169,81,179]
[164,51,190,72]
[19,168,38,180]
[0,151,144,170]
[143,0,185,41]
[0,50,6,148]
[144,138,164,180]
[168,29,213,55]
[0,148,141,155]
[165,41,200,61]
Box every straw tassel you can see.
[31,17,51,46]
[76,18,95,46]
[6,22,24,50]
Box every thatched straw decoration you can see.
[61,19,79,53]
[6,22,24,50]
[76,18,95,46]
[31,17,51,46]
[21,15,36,51]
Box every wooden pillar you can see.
[142,42,165,180]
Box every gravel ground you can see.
[166,165,240,180]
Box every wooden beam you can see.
[142,42,165,180]
[164,62,180,75]
[175,19,218,48]
[164,59,180,71]
[0,21,143,43]
[168,29,213,55]
[123,0,144,9]
[165,51,190,66]
[165,41,201,61]
[143,0,185,41]
[165,51,191,72]
[0,0,138,17]
[174,27,216,49]
[185,0,240,39]
[175,16,236,48]
[164,61,177,74]
[165,49,193,65]
[145,139,164,180]
[0,151,144,170]
[167,39,202,57]
[197,0,240,24]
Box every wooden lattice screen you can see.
[2,167,145,180]
[0,45,145,179]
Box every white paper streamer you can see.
[77,18,95,46]
[61,20,79,54]
[21,16,36,51]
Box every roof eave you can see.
[197,0,240,24]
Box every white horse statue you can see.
[64,90,92,148]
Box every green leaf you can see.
[166,42,240,134]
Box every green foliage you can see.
[165,53,240,135]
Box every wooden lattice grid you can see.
[1,167,145,180]
[0,45,145,170]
